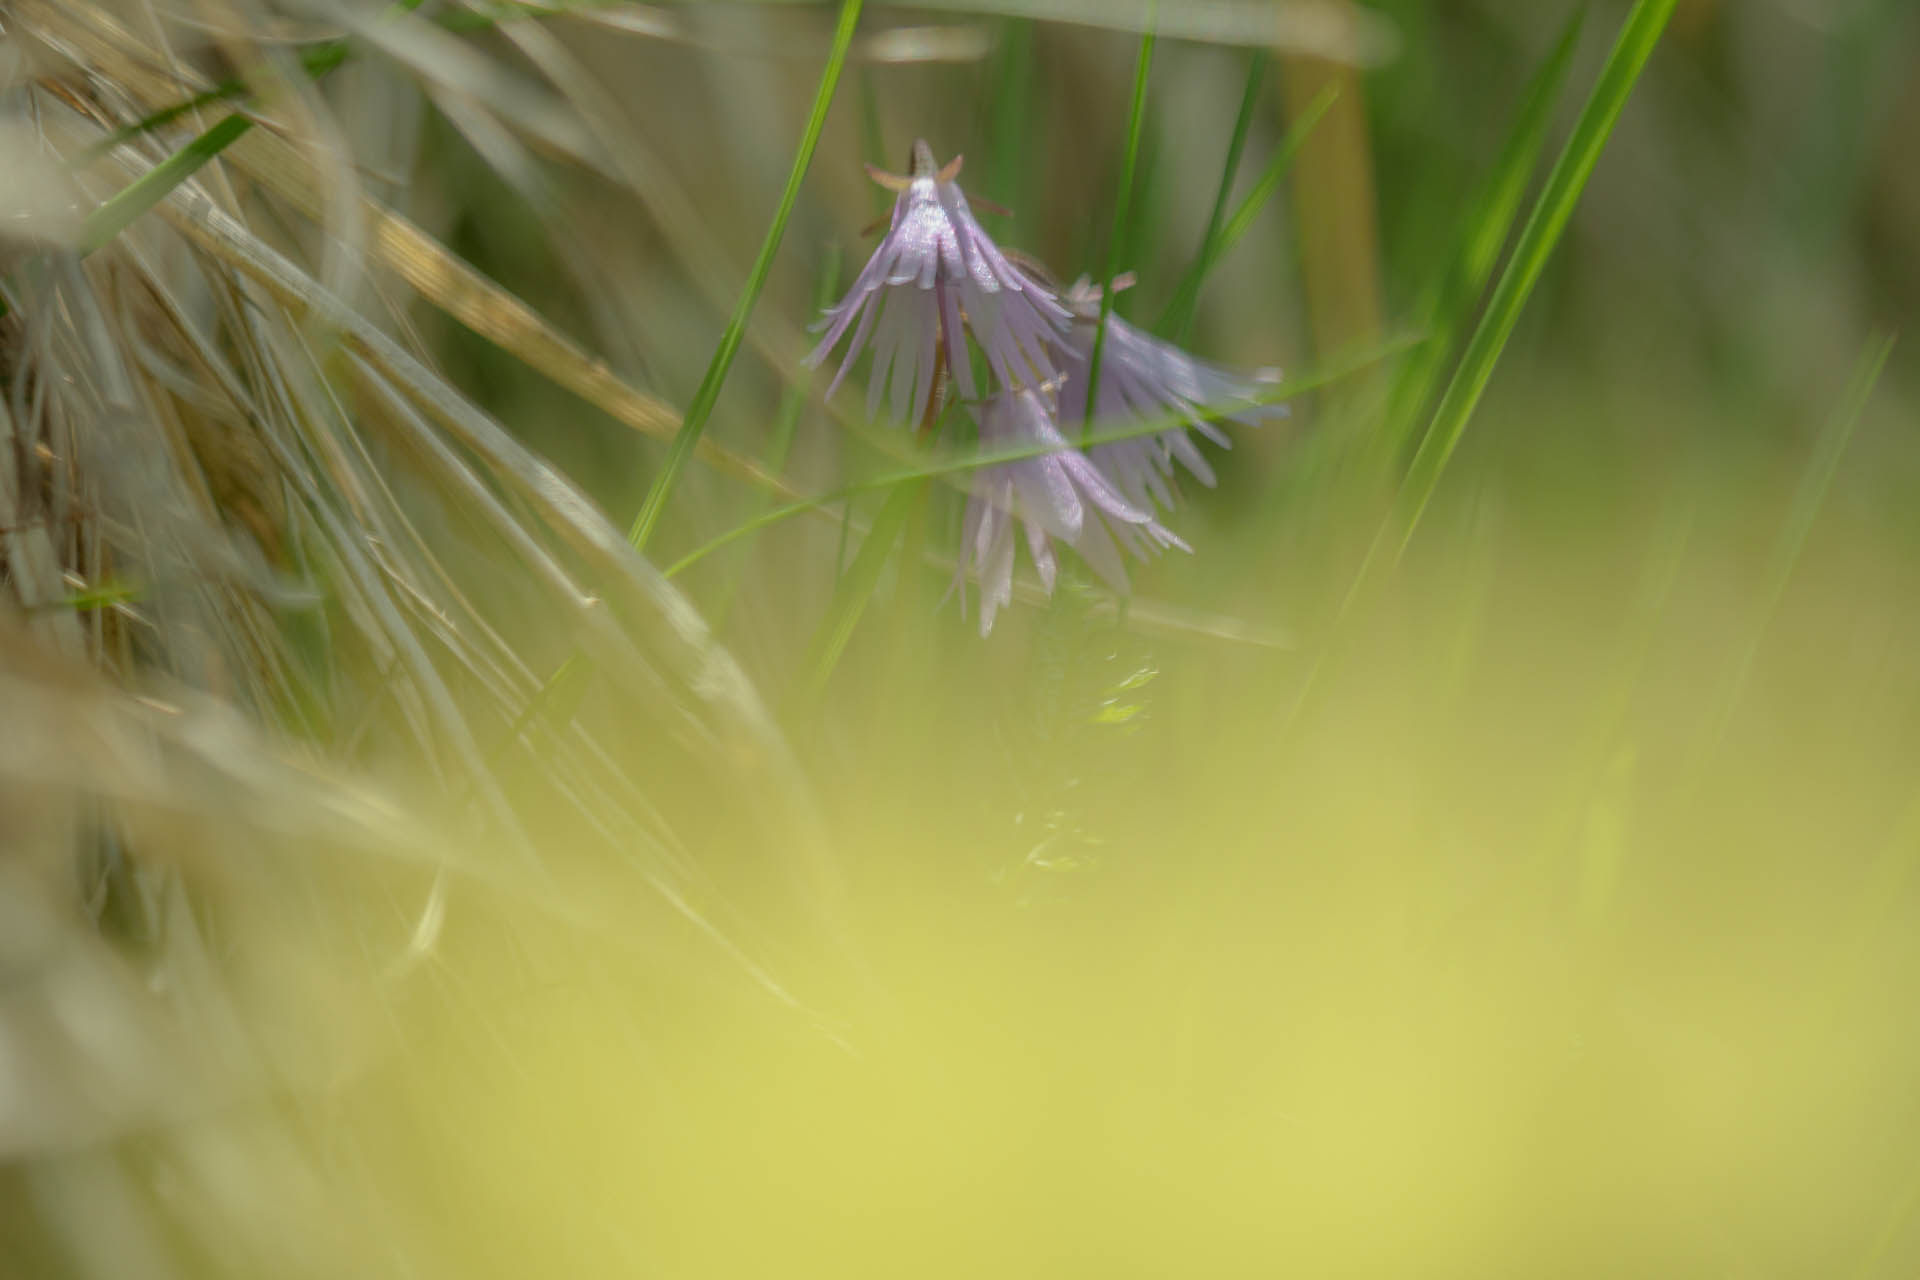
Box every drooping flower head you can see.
[1054,276,1287,513]
[954,385,1188,635]
[806,141,1069,426]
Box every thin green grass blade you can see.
[1117,102,1163,319]
[982,17,1036,237]
[1155,81,1334,341]
[83,40,352,159]
[1082,20,1156,438]
[858,65,892,214]
[627,0,865,553]
[1288,0,1677,732]
[77,0,434,252]
[1371,7,1586,471]
[35,578,143,613]
[1693,333,1895,769]
[81,112,258,255]
[707,245,842,633]
[665,336,1411,579]
[1158,49,1266,342]
[1208,85,1335,276]
[800,478,922,702]
[1389,0,1677,560]
[507,1,859,738]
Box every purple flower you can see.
[806,141,1069,426]
[1054,276,1286,513]
[954,386,1188,635]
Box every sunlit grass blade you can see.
[1157,49,1266,341]
[1693,333,1895,769]
[503,0,859,741]
[980,17,1036,237]
[627,0,864,553]
[83,40,352,157]
[1206,86,1334,285]
[75,0,426,253]
[1389,0,1677,559]
[1371,7,1586,471]
[43,578,143,613]
[1155,81,1334,342]
[706,246,843,633]
[80,113,257,254]
[666,336,1411,579]
[1288,0,1677,730]
[858,65,891,214]
[1082,20,1157,437]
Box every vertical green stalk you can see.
[707,245,843,634]
[1369,8,1586,474]
[858,67,893,216]
[983,18,1036,239]
[1693,334,1894,770]
[800,477,922,705]
[514,0,862,740]
[628,0,865,553]
[1288,0,1679,731]
[1158,49,1266,342]
[1082,20,1157,440]
[1389,0,1678,561]
[1156,82,1333,342]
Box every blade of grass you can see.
[513,0,861,737]
[1370,7,1586,472]
[666,335,1411,579]
[1117,101,1163,321]
[1692,333,1895,771]
[1082,18,1156,439]
[73,0,437,253]
[80,112,260,255]
[1199,84,1335,287]
[81,39,354,157]
[706,245,843,633]
[858,65,891,213]
[1389,0,1676,560]
[1157,48,1266,342]
[800,478,922,704]
[980,17,1036,238]
[42,578,143,613]
[1290,0,1677,728]
[626,0,864,553]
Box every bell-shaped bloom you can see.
[954,386,1187,635]
[1053,276,1286,513]
[806,141,1069,426]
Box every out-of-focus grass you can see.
[4,0,1920,1276]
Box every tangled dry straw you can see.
[0,2,866,1271]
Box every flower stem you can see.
[1082,18,1157,443]
[627,0,865,554]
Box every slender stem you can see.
[666,336,1408,580]
[80,42,353,255]
[1082,19,1156,441]
[801,340,947,701]
[628,0,865,553]
[1159,49,1266,342]
[506,0,863,745]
